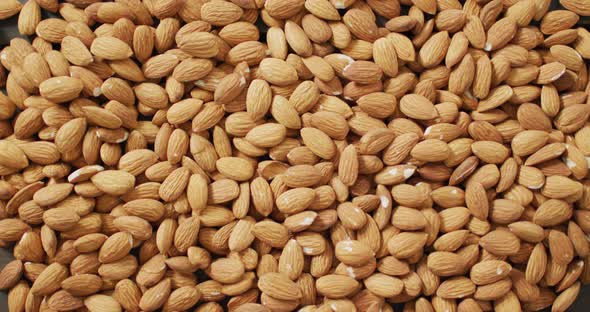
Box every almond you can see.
[479,230,520,256]
[342,60,383,84]
[427,251,467,276]
[0,140,28,169]
[364,273,404,297]
[47,290,84,311]
[0,1,589,309]
[400,94,438,120]
[31,263,68,295]
[90,37,133,60]
[33,183,73,206]
[258,272,302,300]
[276,187,315,214]
[315,274,359,299]
[388,232,427,259]
[0,260,23,290]
[61,274,102,297]
[246,123,287,148]
[437,276,475,299]
[411,139,450,162]
[485,17,517,51]
[0,0,22,20]
[39,76,84,103]
[85,294,122,312]
[470,260,512,285]
[419,31,450,68]
[91,170,136,196]
[548,230,574,265]
[471,141,510,164]
[300,127,336,160]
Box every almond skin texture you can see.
[0,140,28,169]
[258,272,302,300]
[91,170,136,196]
[39,77,84,103]
[0,1,589,311]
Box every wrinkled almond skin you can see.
[0,1,588,311]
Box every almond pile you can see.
[0,0,589,311]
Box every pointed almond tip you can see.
[484,42,492,51]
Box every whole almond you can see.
[479,230,521,256]
[40,77,84,103]
[90,37,133,60]
[315,274,359,299]
[258,272,302,300]
[91,170,136,195]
